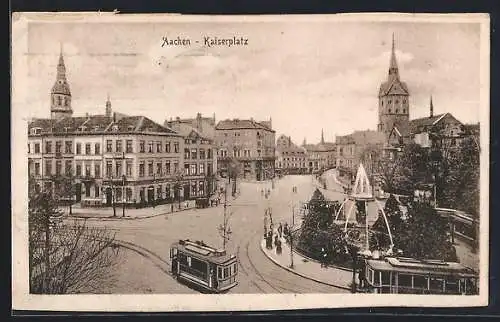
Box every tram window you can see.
[413,275,428,289]
[398,274,412,287]
[367,268,374,283]
[191,258,207,272]
[381,271,390,285]
[233,263,237,274]
[374,270,380,285]
[218,267,223,279]
[224,267,229,277]
[429,277,444,291]
[445,276,459,293]
[187,256,192,267]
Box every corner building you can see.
[215,118,276,181]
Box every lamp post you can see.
[218,182,232,250]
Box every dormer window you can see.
[112,125,119,132]
[30,127,42,135]
[94,126,100,132]
[64,127,71,133]
[78,126,87,132]
[128,126,134,131]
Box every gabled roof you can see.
[379,78,410,97]
[216,119,274,132]
[409,113,449,134]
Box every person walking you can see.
[275,235,282,255]
[321,247,328,268]
[278,223,283,239]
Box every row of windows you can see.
[386,108,407,114]
[183,163,212,176]
[381,98,407,106]
[218,149,262,158]
[183,148,213,160]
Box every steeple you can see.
[105,93,112,117]
[429,95,434,117]
[320,129,325,144]
[50,44,72,120]
[388,33,399,82]
[302,137,306,146]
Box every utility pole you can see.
[122,152,126,218]
[218,182,232,250]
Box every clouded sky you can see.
[22,18,481,144]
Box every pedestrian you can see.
[171,204,174,213]
[321,247,328,268]
[275,235,282,255]
[278,223,283,238]
[270,222,274,236]
[283,222,289,238]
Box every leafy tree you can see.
[227,157,242,196]
[172,170,185,208]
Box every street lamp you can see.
[218,182,232,250]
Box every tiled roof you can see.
[305,142,336,152]
[409,113,447,134]
[28,114,178,136]
[216,119,274,132]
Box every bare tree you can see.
[172,169,185,209]
[227,157,242,196]
[29,189,121,294]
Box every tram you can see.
[170,239,238,293]
[361,256,478,295]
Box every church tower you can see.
[377,34,410,138]
[50,44,73,120]
[105,93,112,117]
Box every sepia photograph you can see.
[11,12,489,311]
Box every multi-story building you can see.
[275,135,308,175]
[165,113,217,140]
[302,130,336,174]
[215,118,276,181]
[28,49,186,208]
[166,116,218,198]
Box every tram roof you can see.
[172,239,236,265]
[366,257,477,277]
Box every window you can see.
[165,161,171,174]
[139,140,145,153]
[148,141,153,153]
[191,149,197,159]
[75,143,81,155]
[35,163,40,176]
[165,142,171,153]
[126,140,133,153]
[85,164,91,177]
[156,163,162,176]
[139,162,145,177]
[55,161,62,175]
[198,181,204,195]
[94,164,101,178]
[199,163,205,175]
[95,143,100,155]
[381,101,384,106]
[126,188,132,201]
[388,100,392,104]
[156,142,162,153]
[185,139,190,145]
[395,99,399,104]
[106,140,112,152]
[35,143,40,154]
[395,109,399,114]
[45,141,52,153]
[76,163,82,176]
[199,149,205,160]
[184,149,190,159]
[184,164,190,175]
[106,161,112,178]
[207,149,212,159]
[403,99,407,103]
[190,164,197,175]
[174,162,179,172]
[116,161,122,177]
[148,162,154,176]
[116,140,122,152]
[45,160,52,175]
[157,186,162,199]
[191,181,197,195]
[65,160,72,176]
[85,143,91,155]
[174,142,179,153]
[126,161,132,176]
[388,109,392,113]
[95,185,100,198]
[403,109,406,113]
[55,141,62,153]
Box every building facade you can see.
[166,118,218,198]
[302,130,336,174]
[275,135,308,175]
[215,118,276,181]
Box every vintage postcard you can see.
[12,12,490,311]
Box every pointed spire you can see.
[105,93,112,117]
[429,95,434,118]
[388,33,399,82]
[302,137,306,146]
[57,43,67,81]
[320,129,325,144]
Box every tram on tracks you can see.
[361,256,478,295]
[170,239,238,293]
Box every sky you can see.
[21,18,481,144]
